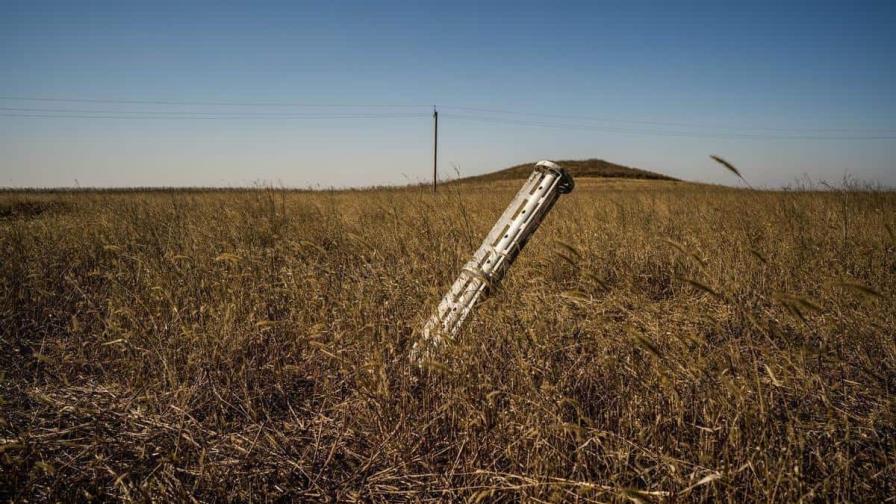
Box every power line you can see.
[3,110,891,139]
[1,96,892,139]
[0,95,428,108]
[440,105,896,134]
[441,113,896,141]
[0,106,430,117]
[0,113,429,121]
[1,96,892,135]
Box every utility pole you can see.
[432,105,438,193]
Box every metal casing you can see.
[412,161,574,361]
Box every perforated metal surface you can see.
[412,161,574,362]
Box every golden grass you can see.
[1,178,894,501]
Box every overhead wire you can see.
[0,105,429,120]
[0,113,429,121]
[0,95,428,108]
[0,106,429,118]
[439,105,896,134]
[0,96,893,139]
[441,113,896,141]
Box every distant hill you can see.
[458,159,676,183]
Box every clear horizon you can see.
[2,0,894,188]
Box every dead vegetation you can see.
[0,198,70,221]
[1,178,894,501]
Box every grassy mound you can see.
[458,158,676,183]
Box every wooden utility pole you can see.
[432,105,438,193]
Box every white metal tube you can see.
[412,161,574,362]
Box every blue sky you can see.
[1,0,894,187]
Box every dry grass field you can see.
[1,176,894,502]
